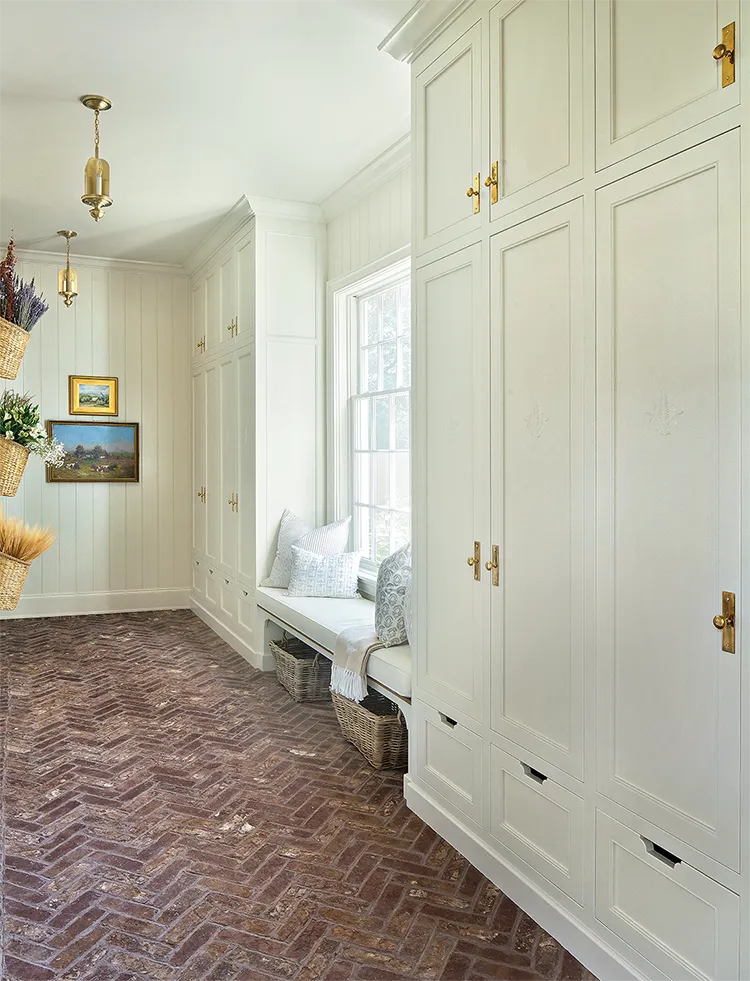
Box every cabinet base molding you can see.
[404,776,642,981]
[190,596,272,672]
[0,588,190,620]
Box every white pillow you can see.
[288,546,360,598]
[261,510,351,588]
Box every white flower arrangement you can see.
[0,390,65,467]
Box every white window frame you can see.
[327,247,411,592]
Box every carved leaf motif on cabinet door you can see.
[647,391,683,436]
[525,403,549,439]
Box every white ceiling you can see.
[0,0,412,265]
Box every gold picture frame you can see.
[68,375,118,416]
[46,421,139,483]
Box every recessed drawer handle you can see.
[641,836,681,869]
[521,762,548,785]
[438,712,457,729]
[224,579,230,586]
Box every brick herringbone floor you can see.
[0,611,594,981]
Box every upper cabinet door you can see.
[219,249,236,348]
[236,231,255,345]
[192,279,206,357]
[414,243,489,723]
[414,17,484,256]
[596,0,740,170]
[489,0,583,221]
[205,267,220,354]
[489,198,587,781]
[595,133,741,870]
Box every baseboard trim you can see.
[0,588,190,619]
[404,776,642,981]
[190,598,271,672]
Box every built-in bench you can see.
[256,586,412,720]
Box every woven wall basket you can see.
[0,438,30,497]
[0,317,30,381]
[0,550,30,611]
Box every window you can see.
[328,252,411,576]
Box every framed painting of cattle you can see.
[45,421,139,483]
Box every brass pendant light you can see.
[57,230,78,307]
[80,95,112,221]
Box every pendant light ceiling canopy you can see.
[80,94,113,222]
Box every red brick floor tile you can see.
[0,611,595,980]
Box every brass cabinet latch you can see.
[484,161,499,205]
[227,492,239,513]
[196,485,206,504]
[713,591,736,653]
[466,173,481,214]
[466,541,481,581]
[713,22,735,87]
[485,544,499,587]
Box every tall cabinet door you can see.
[489,199,586,780]
[205,268,220,354]
[415,244,489,724]
[192,279,206,356]
[204,360,220,567]
[219,249,236,349]
[236,344,255,588]
[595,133,741,870]
[489,0,582,221]
[219,352,238,574]
[236,231,255,344]
[596,0,740,170]
[191,365,206,556]
[414,16,484,256]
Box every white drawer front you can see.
[237,587,255,646]
[595,810,740,981]
[489,744,583,905]
[412,701,482,826]
[219,574,237,626]
[192,558,205,599]
[204,566,220,613]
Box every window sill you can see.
[358,570,377,602]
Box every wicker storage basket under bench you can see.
[269,634,332,702]
[331,688,408,770]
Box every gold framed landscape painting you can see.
[46,421,139,483]
[69,375,118,416]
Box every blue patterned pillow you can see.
[374,543,412,647]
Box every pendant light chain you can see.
[94,109,100,159]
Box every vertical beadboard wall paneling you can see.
[325,165,411,281]
[0,252,190,618]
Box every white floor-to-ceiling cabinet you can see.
[386,0,748,977]
[189,198,326,667]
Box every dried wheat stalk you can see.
[0,511,55,563]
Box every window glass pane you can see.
[361,348,378,394]
[398,282,410,336]
[398,337,411,388]
[375,396,390,450]
[374,453,390,507]
[355,400,370,450]
[363,296,380,345]
[375,510,391,564]
[356,506,372,561]
[392,510,410,551]
[355,452,371,505]
[395,393,409,450]
[382,287,398,340]
[381,340,397,391]
[394,452,410,510]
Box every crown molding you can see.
[183,194,324,277]
[379,0,473,63]
[17,249,187,278]
[320,134,411,222]
[182,196,253,276]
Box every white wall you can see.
[1,251,191,617]
[324,137,411,280]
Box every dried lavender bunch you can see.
[0,236,49,332]
[13,276,48,331]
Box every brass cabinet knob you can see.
[713,42,734,62]
[226,323,233,332]
[466,186,479,198]
[714,613,734,630]
[228,498,234,506]
[485,560,498,571]
[467,556,478,566]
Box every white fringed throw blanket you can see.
[331,624,384,702]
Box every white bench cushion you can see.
[256,586,412,699]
